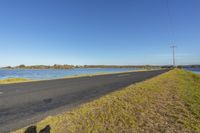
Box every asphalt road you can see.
[0,69,169,132]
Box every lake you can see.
[185,68,200,74]
[0,68,141,80]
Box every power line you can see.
[170,45,177,67]
[166,0,175,44]
[166,0,177,67]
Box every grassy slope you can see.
[0,78,30,84]
[14,69,200,133]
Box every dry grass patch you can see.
[0,78,30,84]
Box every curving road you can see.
[0,69,169,132]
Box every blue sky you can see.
[0,0,200,66]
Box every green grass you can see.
[13,69,200,133]
[0,78,31,84]
[174,70,200,130]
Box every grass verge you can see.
[0,69,147,84]
[64,69,148,79]
[13,69,200,133]
[0,78,31,84]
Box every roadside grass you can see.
[0,78,31,84]
[64,69,148,79]
[13,69,200,133]
[0,69,147,84]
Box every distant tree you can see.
[177,65,183,69]
[5,66,12,69]
[19,64,26,68]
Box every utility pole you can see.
[170,45,176,67]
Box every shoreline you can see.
[2,68,199,85]
[0,68,151,84]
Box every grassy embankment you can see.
[0,78,30,84]
[14,69,200,132]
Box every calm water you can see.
[0,68,141,80]
[185,68,200,74]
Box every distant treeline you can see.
[83,65,161,69]
[3,64,160,70]
[2,64,200,70]
[160,65,200,69]
[3,64,76,69]
[177,65,200,68]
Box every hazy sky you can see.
[0,0,200,66]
